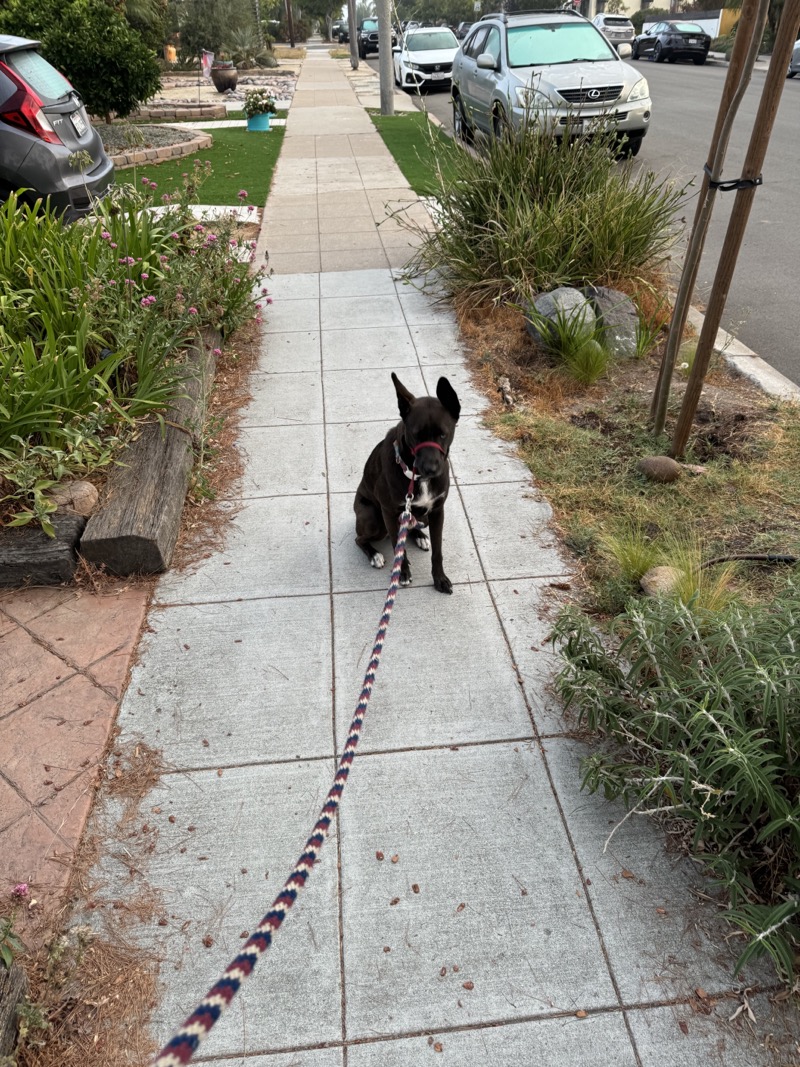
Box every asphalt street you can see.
[368,54,800,386]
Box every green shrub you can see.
[0,170,265,530]
[0,0,160,121]
[553,584,800,981]
[402,122,686,306]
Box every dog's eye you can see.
[440,433,447,441]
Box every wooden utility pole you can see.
[348,0,359,69]
[377,0,394,115]
[285,0,296,48]
[650,0,769,436]
[671,0,800,457]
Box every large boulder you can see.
[583,285,639,360]
[524,286,596,346]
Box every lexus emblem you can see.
[435,65,441,71]
[588,88,601,100]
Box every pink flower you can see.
[100,230,111,240]
[266,297,273,305]
[170,232,179,239]
[110,242,117,249]
[213,347,222,356]
[142,177,149,185]
[140,295,157,308]
[194,224,205,232]
[11,883,29,899]
[247,205,255,213]
[159,255,168,262]
[141,272,149,280]
[237,189,248,200]
[188,307,198,315]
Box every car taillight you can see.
[0,61,62,144]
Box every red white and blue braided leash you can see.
[154,495,416,1066]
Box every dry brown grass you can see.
[457,300,800,615]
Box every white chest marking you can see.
[414,480,437,510]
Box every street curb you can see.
[685,304,800,402]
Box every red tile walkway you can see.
[0,585,148,933]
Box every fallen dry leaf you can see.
[456,903,466,913]
[390,897,400,906]
[376,851,385,861]
[678,1020,689,1035]
[440,967,447,977]
[412,884,420,894]
[462,981,474,991]
[575,1010,587,1019]
[391,854,399,864]
[434,1042,443,1053]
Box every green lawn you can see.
[370,111,458,196]
[135,120,286,205]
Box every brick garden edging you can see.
[129,104,226,121]
[109,130,213,170]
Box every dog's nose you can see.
[416,454,441,477]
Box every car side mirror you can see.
[476,52,497,70]
[392,46,400,52]
[617,42,632,58]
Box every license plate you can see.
[688,38,699,44]
[70,111,87,136]
[431,72,448,80]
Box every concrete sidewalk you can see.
[87,50,795,1066]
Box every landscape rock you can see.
[524,286,596,346]
[640,565,682,597]
[637,455,683,483]
[583,285,640,359]
[46,480,99,516]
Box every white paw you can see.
[414,534,430,552]
[400,574,413,586]
[370,553,385,569]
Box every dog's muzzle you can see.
[410,440,446,477]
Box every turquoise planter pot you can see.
[246,112,272,132]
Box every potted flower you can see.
[211,53,238,93]
[243,87,277,132]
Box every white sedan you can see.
[393,27,460,91]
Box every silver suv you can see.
[592,13,636,46]
[451,10,651,157]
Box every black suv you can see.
[357,18,396,59]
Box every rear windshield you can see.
[507,23,615,68]
[603,17,632,26]
[406,31,458,50]
[673,23,704,33]
[4,48,71,103]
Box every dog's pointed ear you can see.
[392,372,416,421]
[436,377,461,422]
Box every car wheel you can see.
[693,55,707,66]
[394,62,400,86]
[789,71,797,78]
[653,42,665,63]
[631,41,639,59]
[618,134,643,159]
[452,93,473,144]
[493,105,511,141]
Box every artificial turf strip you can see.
[370,110,458,196]
[135,122,286,206]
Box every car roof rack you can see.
[479,8,587,21]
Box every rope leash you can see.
[154,495,416,1066]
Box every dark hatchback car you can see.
[0,35,114,221]
[632,21,711,65]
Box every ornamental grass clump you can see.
[403,123,686,306]
[552,582,800,981]
[0,165,266,531]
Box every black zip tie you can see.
[703,163,763,191]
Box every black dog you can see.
[354,373,460,594]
